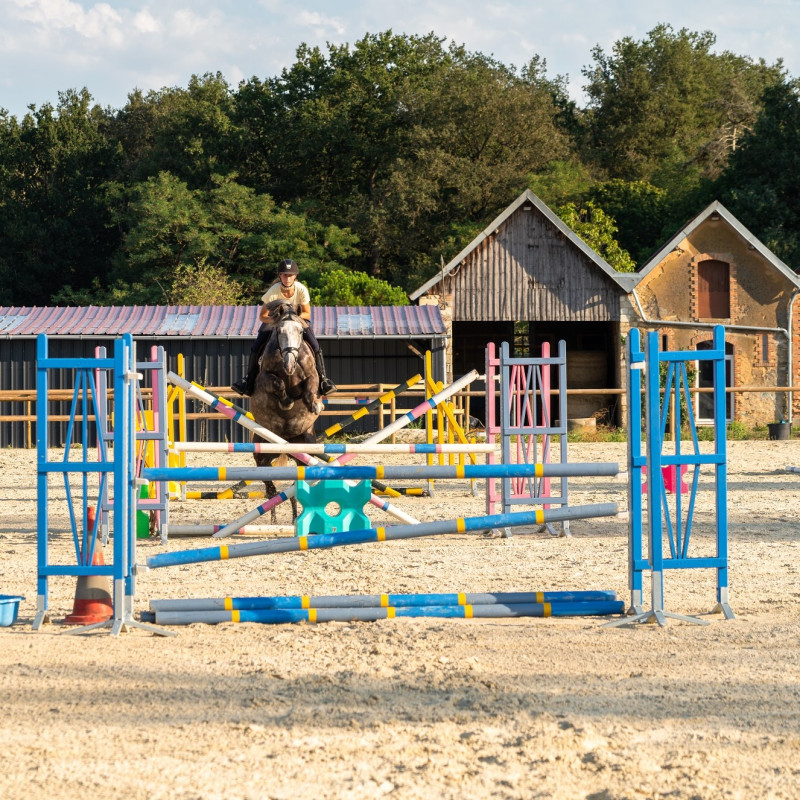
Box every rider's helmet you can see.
[277,258,299,275]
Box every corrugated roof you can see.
[0,304,446,339]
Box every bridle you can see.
[273,308,305,366]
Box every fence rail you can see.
[3,384,798,448]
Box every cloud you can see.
[296,10,346,37]
[1,0,799,119]
[10,0,124,44]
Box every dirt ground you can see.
[1,438,800,800]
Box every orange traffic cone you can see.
[63,506,113,625]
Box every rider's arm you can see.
[258,303,272,323]
[298,302,311,321]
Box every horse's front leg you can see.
[301,376,322,414]
[263,373,294,410]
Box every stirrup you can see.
[231,379,250,397]
[320,379,337,395]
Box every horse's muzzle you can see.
[282,348,299,374]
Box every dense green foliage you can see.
[0,25,796,307]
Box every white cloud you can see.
[296,10,346,36]
[132,9,159,34]
[11,0,124,43]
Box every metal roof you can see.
[0,304,447,339]
[636,200,800,287]
[409,189,639,300]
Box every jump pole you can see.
[172,442,496,455]
[143,462,620,483]
[322,373,422,438]
[170,369,481,539]
[148,600,625,626]
[166,524,295,537]
[150,589,619,611]
[144,501,618,569]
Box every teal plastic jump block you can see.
[0,595,24,627]
[295,479,371,536]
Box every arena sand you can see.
[1,439,799,799]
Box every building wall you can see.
[444,204,621,322]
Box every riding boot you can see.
[232,347,262,397]
[314,350,337,395]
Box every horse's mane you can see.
[262,298,309,330]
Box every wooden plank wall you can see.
[451,206,621,322]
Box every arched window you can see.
[697,259,730,318]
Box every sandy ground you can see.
[1,438,800,800]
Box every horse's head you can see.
[264,300,308,375]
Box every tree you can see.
[169,260,246,305]
[710,79,800,268]
[582,24,785,194]
[235,33,573,289]
[309,269,409,305]
[110,73,240,189]
[528,160,595,208]
[557,201,635,272]
[587,179,669,264]
[0,89,120,305]
[104,172,360,304]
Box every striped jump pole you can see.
[143,461,620,483]
[150,589,619,612]
[145,501,618,569]
[174,369,481,539]
[172,441,496,455]
[166,524,295,537]
[323,373,422,438]
[168,372,422,528]
[148,600,625,626]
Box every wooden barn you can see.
[632,200,800,426]
[409,189,638,424]
[0,304,448,446]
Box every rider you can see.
[231,259,337,397]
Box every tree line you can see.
[0,25,797,308]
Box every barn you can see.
[409,189,638,424]
[0,304,447,446]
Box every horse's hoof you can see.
[314,400,324,414]
[278,400,294,410]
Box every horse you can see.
[249,299,323,520]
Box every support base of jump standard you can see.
[63,583,176,637]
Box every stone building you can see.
[633,201,800,425]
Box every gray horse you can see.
[249,299,323,519]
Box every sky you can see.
[1,0,799,119]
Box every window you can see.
[695,340,734,423]
[697,260,730,318]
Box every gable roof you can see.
[0,304,446,340]
[637,200,800,287]
[409,189,639,300]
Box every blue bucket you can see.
[0,595,24,627]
